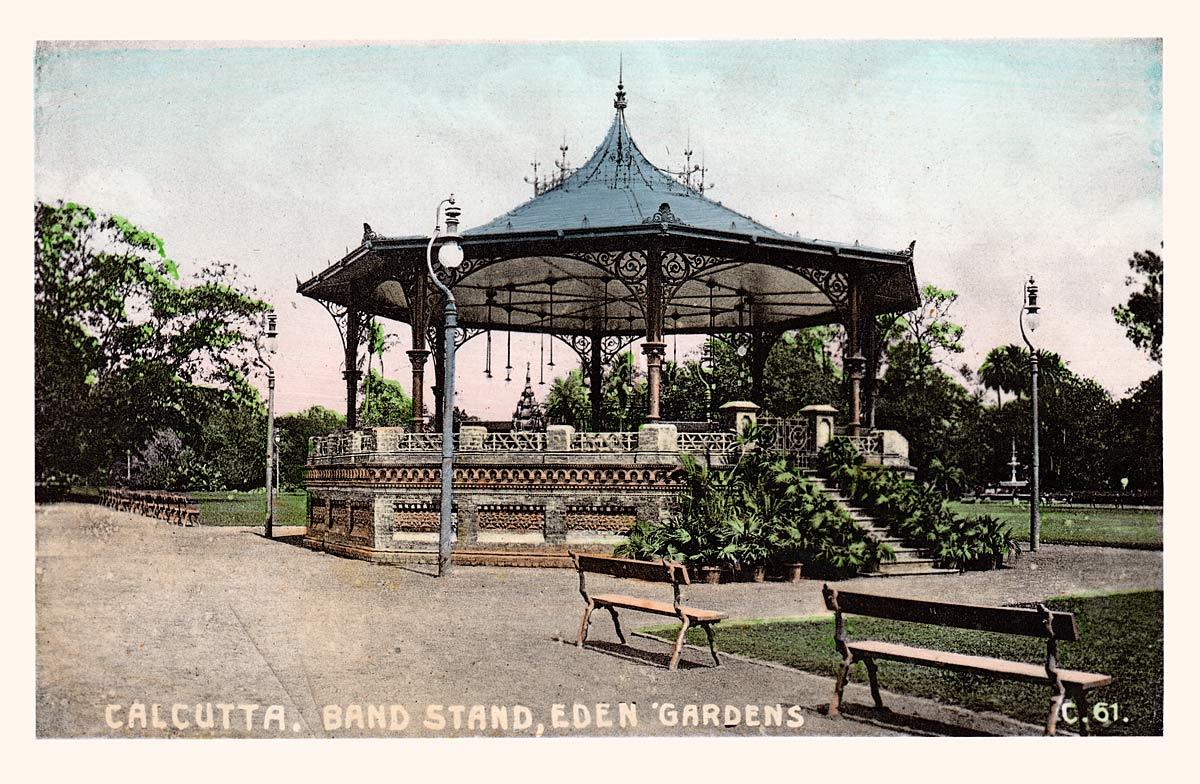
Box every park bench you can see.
[570,552,725,671]
[821,585,1112,735]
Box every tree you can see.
[978,344,1070,405]
[277,405,345,488]
[357,370,413,427]
[1113,248,1163,363]
[35,201,269,483]
[599,351,645,431]
[545,369,592,428]
[978,345,1025,406]
[889,284,965,374]
[761,329,841,417]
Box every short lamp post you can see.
[1019,277,1041,551]
[426,196,465,577]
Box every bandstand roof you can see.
[298,80,920,338]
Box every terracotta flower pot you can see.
[696,566,723,585]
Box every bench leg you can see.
[1045,681,1067,736]
[1071,688,1090,737]
[576,601,596,648]
[829,651,855,717]
[668,617,692,671]
[701,623,720,666]
[606,607,626,645]
[864,657,884,709]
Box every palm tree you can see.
[979,345,1023,406]
[980,344,1072,407]
[602,351,639,431]
[545,369,591,428]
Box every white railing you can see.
[380,432,445,452]
[677,432,740,454]
[844,433,884,455]
[571,431,638,452]
[480,432,547,451]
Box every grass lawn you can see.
[947,500,1162,547]
[189,490,308,527]
[648,590,1162,736]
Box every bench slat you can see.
[573,554,688,585]
[848,641,1112,689]
[591,593,725,623]
[825,588,1079,641]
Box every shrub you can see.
[616,444,893,575]
[818,439,1016,569]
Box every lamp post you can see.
[425,196,465,577]
[1019,277,1041,551]
[261,311,279,539]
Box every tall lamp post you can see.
[260,311,279,539]
[1019,277,1041,551]
[425,196,465,577]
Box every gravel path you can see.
[35,503,1163,738]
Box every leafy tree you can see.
[1110,371,1162,493]
[1112,248,1163,363]
[659,360,712,422]
[599,351,645,431]
[761,329,841,417]
[277,405,345,488]
[545,369,592,428]
[357,370,413,427]
[874,340,980,484]
[889,284,965,374]
[34,201,269,483]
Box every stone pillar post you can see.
[458,425,487,450]
[546,424,575,451]
[719,401,760,436]
[799,404,838,450]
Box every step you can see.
[866,560,958,576]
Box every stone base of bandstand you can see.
[302,440,690,568]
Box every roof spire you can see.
[614,56,627,111]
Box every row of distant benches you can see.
[571,553,1112,736]
[100,488,200,527]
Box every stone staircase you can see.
[806,473,958,577]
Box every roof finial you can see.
[614,55,627,111]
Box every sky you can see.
[33,39,1163,417]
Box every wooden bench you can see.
[821,585,1113,735]
[570,553,725,671]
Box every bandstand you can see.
[296,78,920,566]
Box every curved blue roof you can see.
[466,99,791,240]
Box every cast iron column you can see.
[589,330,604,430]
[344,307,360,429]
[642,249,666,422]
[845,273,864,436]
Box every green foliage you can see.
[818,440,1015,570]
[1112,249,1163,363]
[277,405,346,488]
[357,371,413,427]
[655,591,1162,736]
[598,351,646,431]
[617,444,893,575]
[761,329,841,417]
[545,369,591,428]
[34,200,269,483]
